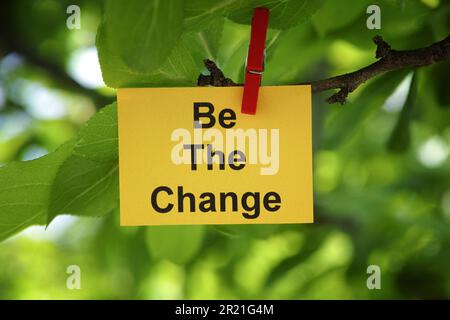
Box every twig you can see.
[198,59,237,86]
[198,35,450,104]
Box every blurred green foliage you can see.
[0,0,449,299]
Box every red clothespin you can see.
[241,8,270,115]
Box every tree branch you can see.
[198,35,450,104]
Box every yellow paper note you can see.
[117,86,313,226]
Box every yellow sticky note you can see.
[117,86,313,226]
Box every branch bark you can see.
[198,35,450,104]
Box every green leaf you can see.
[0,141,74,241]
[96,22,149,88]
[323,69,411,148]
[230,0,325,29]
[188,17,225,62]
[214,19,250,83]
[263,23,324,85]
[0,101,121,240]
[387,72,418,152]
[428,59,450,108]
[97,19,225,88]
[74,103,118,163]
[332,1,433,50]
[184,0,237,30]
[146,226,205,265]
[312,0,372,36]
[98,0,324,88]
[47,155,119,223]
[213,224,281,239]
[264,230,327,288]
[104,0,184,73]
[185,0,325,30]
[49,103,120,222]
